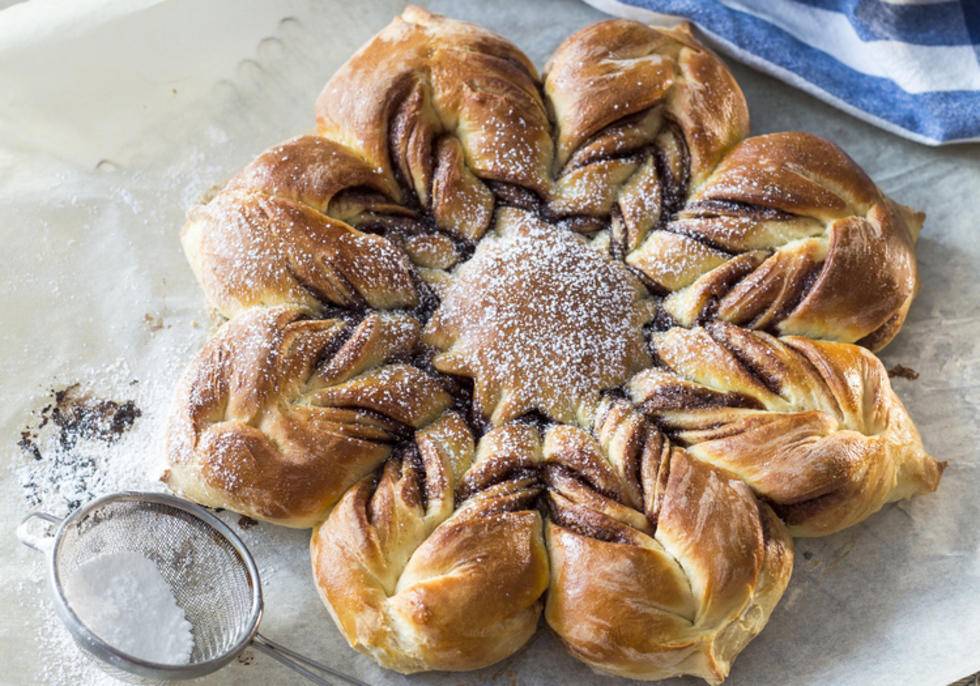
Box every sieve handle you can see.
[16,511,62,552]
[252,633,369,686]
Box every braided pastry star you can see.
[164,7,943,683]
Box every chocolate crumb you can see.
[803,550,813,560]
[143,312,165,331]
[17,384,142,510]
[18,430,42,461]
[238,515,258,530]
[887,364,919,380]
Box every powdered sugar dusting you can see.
[425,210,651,424]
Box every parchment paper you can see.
[1,1,978,685]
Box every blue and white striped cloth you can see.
[582,0,980,145]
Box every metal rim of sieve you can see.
[44,491,264,681]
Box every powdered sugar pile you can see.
[63,551,194,665]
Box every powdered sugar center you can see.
[426,209,651,423]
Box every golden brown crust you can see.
[631,132,921,349]
[180,191,419,319]
[226,135,403,210]
[316,5,552,197]
[633,322,943,536]
[164,306,451,528]
[164,6,942,682]
[543,407,793,683]
[541,23,916,349]
[310,420,549,673]
[545,21,748,183]
[183,10,921,349]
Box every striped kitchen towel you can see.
[581,0,980,145]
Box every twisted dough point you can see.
[164,305,451,528]
[311,419,549,673]
[650,133,922,349]
[543,401,792,684]
[316,5,552,201]
[631,322,943,536]
[181,189,419,320]
[545,18,748,185]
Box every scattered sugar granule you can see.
[63,551,194,665]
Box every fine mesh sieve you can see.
[17,491,367,686]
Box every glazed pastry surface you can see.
[165,7,942,682]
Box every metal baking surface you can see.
[1,1,977,684]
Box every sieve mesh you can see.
[53,497,259,666]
